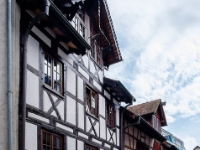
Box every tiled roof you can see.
[127,99,161,116]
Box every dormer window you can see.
[71,10,85,39]
[152,115,161,133]
[91,39,102,66]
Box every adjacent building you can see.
[162,129,186,150]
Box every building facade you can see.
[17,0,134,150]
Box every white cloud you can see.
[183,136,198,150]
[106,0,200,146]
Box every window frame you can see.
[106,102,116,128]
[41,129,63,150]
[71,13,86,39]
[43,51,64,95]
[152,115,161,133]
[85,86,99,118]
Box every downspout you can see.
[120,103,131,150]
[20,0,50,150]
[7,0,12,149]
[124,116,141,131]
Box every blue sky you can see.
[105,0,200,149]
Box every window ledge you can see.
[43,84,64,99]
[86,112,99,121]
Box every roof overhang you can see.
[84,0,122,67]
[124,111,166,142]
[19,0,91,55]
[104,77,135,104]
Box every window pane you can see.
[57,63,60,73]
[48,57,51,66]
[57,74,60,82]
[45,55,48,64]
[46,134,50,145]
[43,145,46,150]
[43,132,46,144]
[57,83,60,92]
[48,67,51,76]
[54,71,57,81]
[54,61,57,71]
[53,136,60,148]
[44,65,47,74]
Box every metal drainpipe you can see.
[120,103,131,150]
[20,1,50,149]
[7,0,12,149]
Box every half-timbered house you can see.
[18,0,135,150]
[123,99,168,150]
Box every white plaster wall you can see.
[67,68,76,96]
[117,128,120,146]
[27,35,39,70]
[94,122,99,137]
[86,116,91,133]
[98,70,104,83]
[113,132,116,145]
[77,140,84,150]
[25,122,37,150]
[78,103,84,129]
[28,112,49,124]
[57,100,64,120]
[66,96,76,125]
[50,110,58,118]
[107,128,111,142]
[77,77,84,101]
[56,123,73,133]
[78,66,89,80]
[99,95,105,117]
[43,91,52,112]
[90,61,96,74]
[93,80,101,91]
[26,70,39,108]
[31,26,51,47]
[82,55,88,68]
[104,90,110,99]
[67,136,76,150]
[100,117,106,140]
[58,48,73,65]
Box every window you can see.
[84,144,98,150]
[86,86,98,117]
[44,52,63,94]
[107,103,115,128]
[152,115,161,133]
[91,39,102,66]
[72,16,78,31]
[71,13,85,38]
[41,129,63,150]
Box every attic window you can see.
[152,115,161,133]
[71,13,85,39]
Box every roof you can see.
[194,146,200,150]
[104,77,135,104]
[124,112,166,142]
[127,99,161,116]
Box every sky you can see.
[105,0,200,149]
